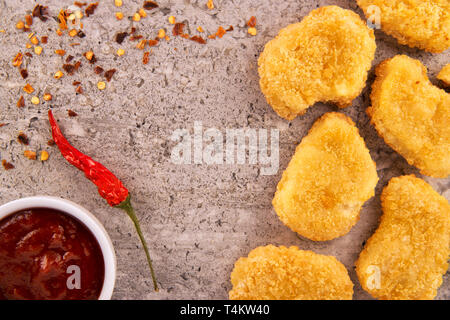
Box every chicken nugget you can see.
[357,0,450,53]
[356,175,450,300]
[438,63,450,87]
[258,6,376,120]
[229,245,353,300]
[367,55,450,178]
[273,112,378,241]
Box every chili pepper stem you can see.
[116,195,158,292]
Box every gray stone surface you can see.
[0,0,448,300]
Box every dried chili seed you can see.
[68,109,78,117]
[190,35,206,44]
[247,16,256,28]
[143,1,159,10]
[63,64,76,75]
[20,69,29,79]
[85,2,99,17]
[47,139,55,146]
[172,23,185,36]
[143,51,150,65]
[18,132,29,145]
[104,69,116,82]
[17,96,25,108]
[2,160,14,170]
[94,66,104,74]
[66,55,74,63]
[32,4,48,22]
[116,32,128,44]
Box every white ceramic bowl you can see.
[0,196,116,300]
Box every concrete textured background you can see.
[0,0,448,300]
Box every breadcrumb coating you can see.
[437,63,450,86]
[368,55,450,178]
[356,175,450,300]
[273,112,378,241]
[229,245,353,300]
[357,0,450,53]
[258,6,376,120]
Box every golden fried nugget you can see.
[437,63,450,86]
[258,6,376,120]
[357,0,450,53]
[273,112,378,241]
[356,175,450,300]
[229,245,353,300]
[368,55,450,178]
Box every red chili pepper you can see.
[48,110,158,291]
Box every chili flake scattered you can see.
[25,15,33,26]
[94,66,104,74]
[197,26,204,33]
[115,32,128,44]
[2,160,14,170]
[16,21,25,29]
[75,85,83,94]
[85,2,99,17]
[190,35,206,44]
[47,139,55,146]
[18,132,29,145]
[17,96,25,108]
[12,52,23,67]
[104,69,116,82]
[148,39,158,47]
[138,9,147,18]
[115,0,123,7]
[41,36,48,44]
[40,150,49,161]
[23,84,34,94]
[32,4,49,22]
[158,29,166,38]
[69,29,78,37]
[172,23,185,36]
[207,0,214,10]
[30,35,39,45]
[143,51,150,65]
[117,48,125,56]
[247,16,256,28]
[68,109,78,117]
[84,51,94,61]
[133,13,141,22]
[20,69,29,79]
[247,27,257,36]
[136,39,146,50]
[143,1,159,10]
[63,64,76,75]
[43,93,52,101]
[24,150,37,160]
[216,26,226,38]
[168,16,176,24]
[55,49,66,56]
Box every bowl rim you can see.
[0,196,116,300]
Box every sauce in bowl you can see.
[0,208,105,300]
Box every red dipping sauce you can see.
[0,208,105,300]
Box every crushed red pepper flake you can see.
[190,35,206,44]
[17,96,25,108]
[226,25,234,32]
[85,2,99,17]
[77,30,86,38]
[32,4,49,22]
[25,52,33,58]
[2,160,14,170]
[12,52,23,68]
[41,36,48,44]
[20,69,29,79]
[143,1,159,10]
[68,109,78,117]
[216,26,226,38]
[143,51,150,64]
[94,66,104,74]
[116,32,128,44]
[17,132,29,145]
[75,85,83,94]
[73,80,81,86]
[172,23,185,36]
[0,123,5,128]
[104,69,116,82]
[47,139,55,146]
[25,14,33,26]
[148,39,158,47]
[74,1,87,8]
[66,55,74,63]
[74,61,82,70]
[63,64,76,75]
[130,35,143,41]
[247,16,256,28]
